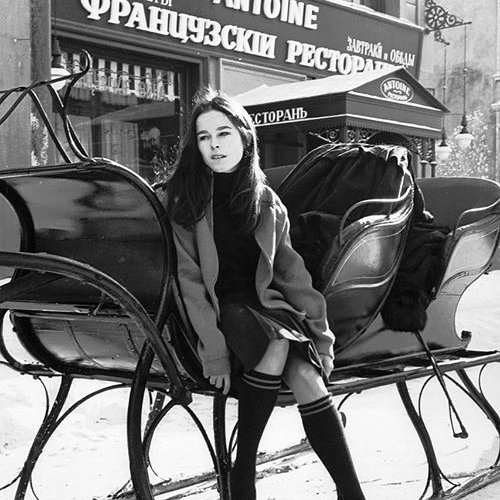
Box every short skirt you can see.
[218,290,323,376]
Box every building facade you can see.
[42,0,428,182]
[418,0,499,182]
[6,1,495,181]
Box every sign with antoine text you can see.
[380,77,414,102]
[57,0,423,77]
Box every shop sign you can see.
[380,77,414,102]
[65,52,177,101]
[249,106,308,125]
[58,0,422,77]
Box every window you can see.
[402,0,418,23]
[54,41,195,184]
[348,0,386,13]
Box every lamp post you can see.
[455,24,474,150]
[435,129,452,162]
[455,114,474,150]
[435,44,452,162]
[50,36,70,91]
[50,0,70,92]
[425,1,473,158]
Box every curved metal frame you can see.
[0,250,190,499]
[338,187,413,247]
[16,379,129,500]
[0,309,57,376]
[2,250,500,498]
[0,368,50,494]
[0,57,221,496]
[322,195,414,356]
[396,361,500,500]
[126,344,231,500]
[454,199,500,235]
[0,358,130,500]
[0,252,185,396]
[0,50,94,163]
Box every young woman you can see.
[166,87,365,500]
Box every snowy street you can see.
[1,271,499,500]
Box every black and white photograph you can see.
[1,1,500,499]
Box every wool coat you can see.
[171,184,335,377]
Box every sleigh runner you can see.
[1,53,500,499]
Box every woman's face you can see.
[196,109,245,174]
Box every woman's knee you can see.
[283,356,316,385]
[254,339,289,375]
[283,356,328,404]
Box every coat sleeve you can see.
[271,200,335,360]
[171,223,231,377]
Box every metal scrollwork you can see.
[326,128,341,143]
[425,0,459,30]
[358,128,372,142]
[433,29,450,46]
[346,128,357,143]
[424,0,468,44]
[314,128,341,143]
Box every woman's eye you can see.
[219,131,230,137]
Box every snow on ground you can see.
[0,271,499,500]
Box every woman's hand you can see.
[319,354,334,379]
[208,373,231,395]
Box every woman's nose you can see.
[211,139,220,149]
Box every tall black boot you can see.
[230,370,281,500]
[299,395,366,500]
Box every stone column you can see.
[0,0,32,170]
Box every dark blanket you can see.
[279,144,411,222]
[277,144,413,284]
[380,219,449,332]
[277,143,449,333]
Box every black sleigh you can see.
[1,54,500,500]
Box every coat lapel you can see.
[195,208,219,308]
[255,200,280,290]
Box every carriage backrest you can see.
[0,161,170,313]
[319,206,412,355]
[418,177,500,294]
[334,176,500,365]
[0,195,19,279]
[275,144,414,354]
[418,177,500,230]
[0,161,175,381]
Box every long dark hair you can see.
[166,87,266,233]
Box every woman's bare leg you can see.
[283,350,327,404]
[254,338,290,374]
